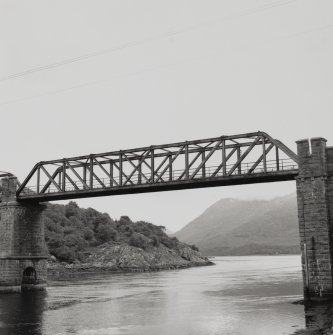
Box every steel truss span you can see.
[16,131,299,202]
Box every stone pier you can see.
[296,137,333,299]
[0,177,47,293]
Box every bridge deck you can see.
[18,170,298,202]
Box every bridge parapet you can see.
[297,138,328,177]
[0,176,18,202]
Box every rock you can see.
[47,241,213,273]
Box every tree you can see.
[65,201,79,218]
[96,223,118,243]
[129,233,150,250]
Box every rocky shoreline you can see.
[47,241,214,275]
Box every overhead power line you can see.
[1,21,332,107]
[0,0,298,82]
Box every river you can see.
[1,255,333,335]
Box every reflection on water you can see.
[305,301,333,331]
[1,256,333,334]
[293,300,333,334]
[0,290,46,335]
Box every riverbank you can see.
[47,241,214,274]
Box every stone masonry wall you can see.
[0,177,47,292]
[0,205,14,257]
[296,138,333,298]
[0,259,47,291]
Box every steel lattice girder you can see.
[16,131,299,202]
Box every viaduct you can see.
[0,131,332,299]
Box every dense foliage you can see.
[43,201,182,263]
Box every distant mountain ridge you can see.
[175,194,300,256]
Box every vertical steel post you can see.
[262,136,267,173]
[62,162,66,191]
[222,140,226,176]
[58,171,62,190]
[37,167,40,194]
[110,161,113,187]
[119,153,123,186]
[90,156,93,189]
[202,151,206,177]
[138,163,142,184]
[237,147,241,174]
[169,155,172,181]
[276,146,280,171]
[83,165,87,189]
[185,144,189,180]
[151,149,154,183]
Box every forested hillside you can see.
[43,201,186,263]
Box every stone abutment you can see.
[0,177,47,293]
[296,138,333,299]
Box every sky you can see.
[1,0,333,231]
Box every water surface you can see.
[1,255,332,335]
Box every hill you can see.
[43,201,210,271]
[175,194,300,256]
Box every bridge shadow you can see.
[293,300,333,334]
[0,290,46,335]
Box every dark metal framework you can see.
[16,131,298,202]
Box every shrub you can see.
[44,217,62,233]
[161,236,179,249]
[83,227,94,241]
[151,235,160,247]
[53,246,76,263]
[64,234,87,250]
[129,233,150,250]
[190,244,200,252]
[45,231,64,249]
[63,226,75,235]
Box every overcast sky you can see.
[1,0,333,231]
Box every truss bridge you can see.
[16,131,298,202]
